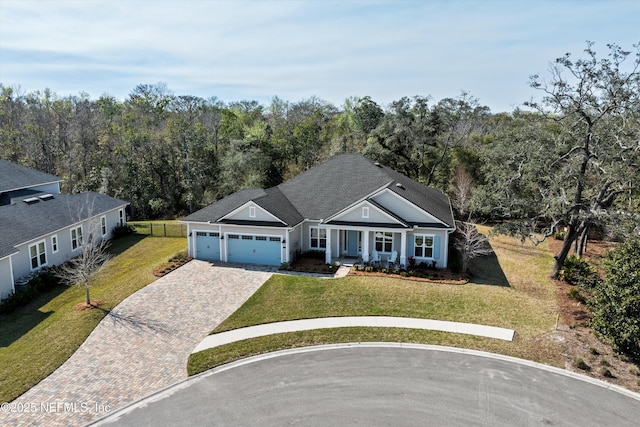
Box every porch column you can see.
[400,230,407,267]
[325,228,332,264]
[362,230,370,262]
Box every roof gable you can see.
[371,188,448,226]
[325,200,407,227]
[220,201,286,224]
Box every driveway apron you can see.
[4,260,272,427]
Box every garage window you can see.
[242,235,253,240]
[228,234,239,239]
[269,237,280,242]
[256,236,267,241]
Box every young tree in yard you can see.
[454,222,494,274]
[589,238,640,355]
[56,222,111,307]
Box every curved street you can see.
[92,344,640,427]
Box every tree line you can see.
[1,42,639,280]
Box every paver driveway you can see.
[5,260,272,427]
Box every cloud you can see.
[1,0,638,111]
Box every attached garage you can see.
[195,232,221,261]
[226,234,282,266]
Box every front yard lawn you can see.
[189,232,561,375]
[0,236,187,404]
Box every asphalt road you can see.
[91,345,640,426]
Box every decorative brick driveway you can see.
[5,260,272,427]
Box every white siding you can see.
[9,207,125,285]
[0,257,14,300]
[372,190,443,224]
[333,202,398,224]
[225,203,282,223]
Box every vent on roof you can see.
[374,161,381,167]
[396,182,404,189]
[38,194,54,201]
[23,197,40,204]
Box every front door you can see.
[347,230,360,256]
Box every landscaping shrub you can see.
[567,287,586,304]
[553,230,566,240]
[574,357,590,370]
[589,238,640,355]
[303,250,325,260]
[0,269,63,315]
[112,224,136,239]
[599,367,614,378]
[559,255,600,288]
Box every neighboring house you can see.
[0,160,128,300]
[182,154,455,268]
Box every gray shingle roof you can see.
[184,154,454,229]
[0,160,62,193]
[182,188,267,223]
[0,191,128,258]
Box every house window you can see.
[362,207,369,218]
[310,227,326,249]
[71,226,83,250]
[118,209,124,226]
[414,235,434,258]
[101,216,107,236]
[249,206,256,218]
[29,241,47,270]
[375,232,393,253]
[51,235,58,253]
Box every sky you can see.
[0,0,638,113]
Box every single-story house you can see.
[182,154,455,268]
[0,160,128,300]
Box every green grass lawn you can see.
[0,236,186,403]
[189,231,561,375]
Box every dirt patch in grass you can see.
[72,300,103,311]
[547,237,640,392]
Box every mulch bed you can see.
[153,254,193,277]
[348,269,469,285]
[73,300,103,311]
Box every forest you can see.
[1,43,639,280]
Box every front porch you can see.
[323,226,408,268]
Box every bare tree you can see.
[56,222,111,306]
[451,166,474,219]
[454,221,494,274]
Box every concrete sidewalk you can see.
[192,316,515,353]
